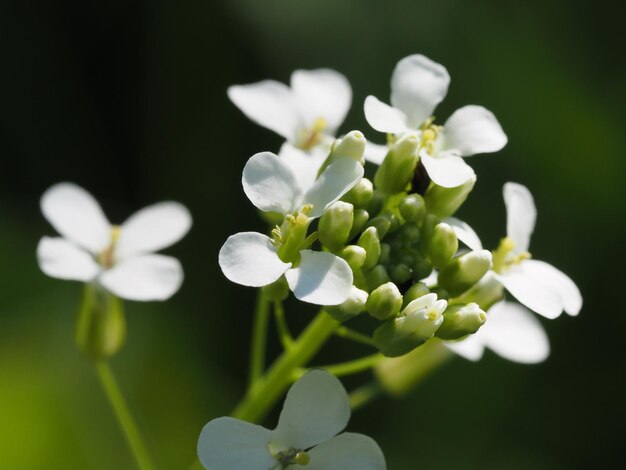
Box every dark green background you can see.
[0,1,624,468]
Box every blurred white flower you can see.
[38,182,191,301]
[219,152,362,305]
[364,54,507,187]
[198,370,386,470]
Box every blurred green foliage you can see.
[0,0,624,468]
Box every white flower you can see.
[228,69,352,190]
[197,370,386,470]
[37,182,191,301]
[364,54,507,187]
[218,152,363,305]
[445,299,550,364]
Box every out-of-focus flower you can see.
[198,370,386,470]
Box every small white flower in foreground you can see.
[364,54,507,187]
[219,152,363,305]
[38,182,191,301]
[228,69,352,190]
[198,370,386,470]
[444,299,550,363]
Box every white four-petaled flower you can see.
[198,370,386,470]
[37,182,191,301]
[219,152,363,305]
[364,54,507,188]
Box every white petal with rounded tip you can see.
[363,141,389,165]
[227,81,300,141]
[482,301,550,363]
[444,335,486,361]
[291,69,352,134]
[303,159,363,219]
[497,263,563,319]
[442,105,507,156]
[272,370,350,452]
[519,260,582,316]
[278,142,329,192]
[218,232,290,288]
[116,202,191,259]
[99,254,183,301]
[242,152,302,215]
[444,217,483,251]
[390,54,450,127]
[503,182,536,253]
[285,251,352,305]
[37,236,100,281]
[197,417,274,470]
[41,182,111,254]
[304,433,386,470]
[420,151,476,188]
[364,95,410,134]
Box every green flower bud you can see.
[342,178,374,208]
[400,222,421,245]
[326,286,369,322]
[424,176,476,218]
[390,263,412,284]
[374,134,419,194]
[348,209,369,240]
[76,284,126,359]
[367,190,385,215]
[412,257,433,281]
[357,227,381,270]
[452,271,504,311]
[425,223,458,269]
[379,243,391,265]
[340,245,367,271]
[366,265,390,291]
[366,216,392,239]
[261,277,290,302]
[318,201,354,250]
[436,302,487,340]
[399,193,426,223]
[331,130,366,164]
[373,293,446,357]
[402,282,430,308]
[438,250,493,297]
[366,282,403,320]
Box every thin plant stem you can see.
[349,381,384,411]
[273,301,293,349]
[334,326,376,347]
[295,353,384,379]
[95,361,156,470]
[248,291,270,387]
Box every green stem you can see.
[296,353,383,379]
[232,311,340,423]
[349,381,384,411]
[95,361,156,470]
[248,292,270,387]
[334,326,376,347]
[273,301,293,349]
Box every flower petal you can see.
[518,260,582,316]
[291,69,352,134]
[115,202,191,259]
[197,417,274,470]
[242,152,302,215]
[503,182,536,253]
[444,335,486,362]
[272,370,350,451]
[37,236,100,281]
[303,159,363,219]
[390,54,450,127]
[363,141,389,165]
[278,142,330,192]
[219,232,291,288]
[227,81,300,141]
[497,263,563,319]
[41,182,111,254]
[285,250,353,305]
[363,95,410,134]
[99,254,183,301]
[304,433,386,470]
[444,217,483,251]
[481,301,550,363]
[420,150,476,188]
[442,105,507,156]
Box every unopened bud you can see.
[379,243,391,265]
[390,263,412,284]
[366,282,403,320]
[400,222,421,245]
[399,193,426,223]
[402,282,430,308]
[438,250,492,297]
[342,178,374,208]
[367,216,392,239]
[348,209,369,239]
[357,227,381,270]
[368,190,385,215]
[331,130,366,164]
[374,134,419,194]
[412,256,433,281]
[366,265,390,291]
[452,271,504,311]
[436,302,487,340]
[318,201,354,250]
[424,176,476,218]
[340,245,367,271]
[426,223,458,268]
[326,286,369,322]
